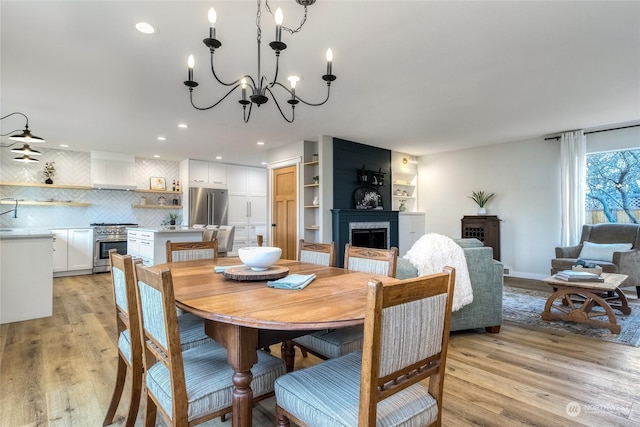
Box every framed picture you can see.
[150,176,166,191]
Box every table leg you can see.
[541,288,621,334]
[205,321,258,427]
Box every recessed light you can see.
[157,136,167,141]
[59,144,69,148]
[215,156,222,160]
[153,154,160,158]
[257,141,265,146]
[178,123,188,128]
[136,22,155,34]
[260,162,267,165]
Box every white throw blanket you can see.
[403,233,473,311]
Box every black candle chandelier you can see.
[183,0,336,123]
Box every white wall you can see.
[419,137,560,279]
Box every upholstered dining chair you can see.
[275,268,456,427]
[103,250,211,427]
[298,239,336,267]
[292,244,398,360]
[133,263,287,426]
[216,225,235,257]
[166,240,218,262]
[202,228,218,242]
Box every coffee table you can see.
[541,273,630,334]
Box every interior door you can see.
[272,165,298,260]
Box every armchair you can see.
[551,223,640,297]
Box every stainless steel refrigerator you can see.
[188,187,228,227]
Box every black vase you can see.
[45,178,53,184]
[170,220,176,225]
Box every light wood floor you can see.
[1,273,639,426]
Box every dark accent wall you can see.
[332,138,392,210]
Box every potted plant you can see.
[313,175,319,184]
[469,190,495,215]
[166,212,180,226]
[43,161,56,184]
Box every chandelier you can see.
[183,0,336,123]
[0,112,46,163]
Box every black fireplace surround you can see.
[331,209,399,267]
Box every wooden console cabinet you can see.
[461,215,501,260]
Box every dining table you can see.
[149,257,399,427]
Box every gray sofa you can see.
[551,223,640,297]
[396,238,504,333]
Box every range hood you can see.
[91,151,137,190]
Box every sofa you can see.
[551,223,640,297]
[396,238,504,333]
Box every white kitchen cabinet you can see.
[127,228,203,266]
[49,228,94,276]
[226,165,267,254]
[185,159,227,188]
[398,212,425,256]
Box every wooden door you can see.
[272,165,298,260]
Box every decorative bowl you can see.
[238,246,282,271]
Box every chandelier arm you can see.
[265,87,294,123]
[189,85,241,111]
[209,54,256,89]
[243,103,254,123]
[271,81,331,107]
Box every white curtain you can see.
[560,130,587,246]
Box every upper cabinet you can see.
[185,159,227,188]
[91,151,137,190]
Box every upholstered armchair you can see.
[550,223,640,297]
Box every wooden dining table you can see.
[149,257,399,427]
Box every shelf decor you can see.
[150,176,166,191]
[354,186,383,210]
[43,161,56,184]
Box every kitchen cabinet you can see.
[226,165,267,253]
[398,212,425,255]
[184,159,227,188]
[127,227,203,266]
[50,228,93,276]
[1,231,53,324]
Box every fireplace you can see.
[332,209,398,267]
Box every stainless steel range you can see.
[92,223,138,273]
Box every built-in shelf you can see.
[134,189,183,194]
[0,200,91,207]
[305,226,320,230]
[131,204,182,209]
[304,183,320,188]
[393,195,416,199]
[393,181,415,187]
[303,161,319,166]
[0,182,92,190]
[304,205,320,208]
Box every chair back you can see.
[216,226,235,255]
[166,240,218,262]
[134,264,189,421]
[202,228,219,242]
[359,267,455,426]
[298,240,336,267]
[344,244,398,277]
[109,249,143,365]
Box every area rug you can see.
[502,286,640,347]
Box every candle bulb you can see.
[208,7,217,39]
[241,78,247,100]
[275,8,283,42]
[326,48,333,75]
[187,55,195,81]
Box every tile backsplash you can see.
[1,147,182,228]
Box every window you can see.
[585,149,640,224]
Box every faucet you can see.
[0,198,20,218]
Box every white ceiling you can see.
[1,1,639,167]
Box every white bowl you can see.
[238,246,282,271]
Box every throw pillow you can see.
[578,241,633,262]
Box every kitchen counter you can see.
[1,230,53,323]
[128,227,204,265]
[133,226,206,233]
[0,228,53,238]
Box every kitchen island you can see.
[127,226,204,265]
[0,229,53,324]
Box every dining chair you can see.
[275,267,456,427]
[292,244,398,360]
[297,239,336,267]
[103,250,211,427]
[202,228,218,242]
[166,239,218,262]
[216,225,235,257]
[133,263,287,426]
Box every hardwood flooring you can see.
[1,273,639,426]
